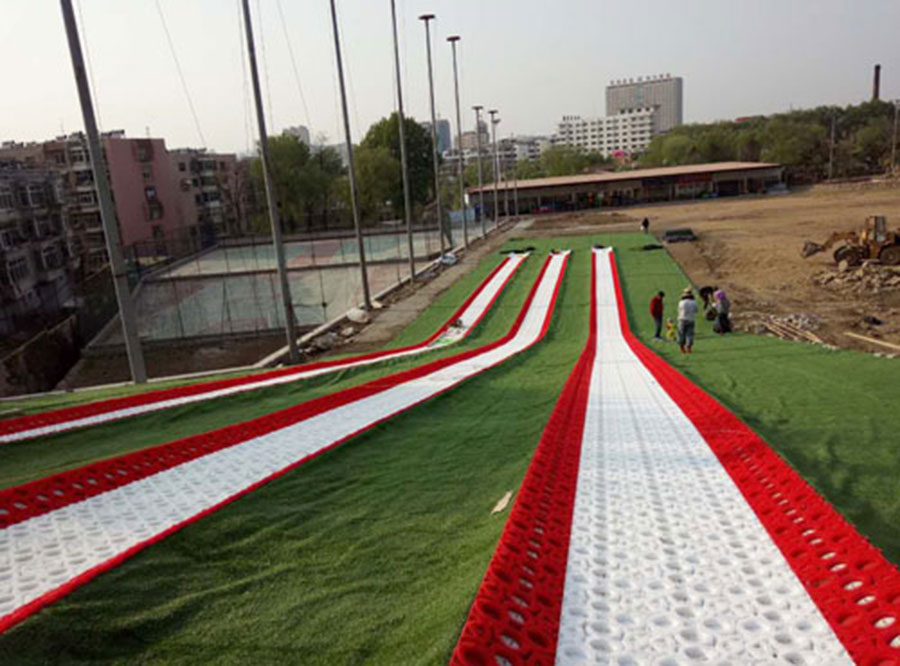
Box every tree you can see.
[350,145,400,222]
[362,113,434,216]
[854,117,891,171]
[249,135,312,233]
[540,145,589,177]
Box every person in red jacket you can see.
[649,291,665,340]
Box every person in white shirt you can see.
[677,288,699,354]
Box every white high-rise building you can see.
[556,109,656,155]
[283,125,311,146]
[606,74,683,133]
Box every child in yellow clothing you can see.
[664,317,677,341]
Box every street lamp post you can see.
[61,0,148,380]
[330,0,371,310]
[473,106,486,238]
[489,109,500,229]
[419,14,451,254]
[390,0,415,281]
[447,35,467,249]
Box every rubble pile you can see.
[812,262,900,295]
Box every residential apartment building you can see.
[606,74,683,133]
[556,108,657,155]
[0,132,241,266]
[170,149,241,243]
[0,162,74,334]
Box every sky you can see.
[1,0,898,155]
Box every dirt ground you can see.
[520,179,900,354]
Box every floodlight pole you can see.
[60,0,147,383]
[473,105,486,237]
[241,0,299,362]
[489,109,500,228]
[330,0,372,310]
[390,0,416,282]
[420,14,451,253]
[447,35,467,249]
[511,135,519,218]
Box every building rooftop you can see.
[468,161,781,194]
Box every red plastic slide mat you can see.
[451,257,596,665]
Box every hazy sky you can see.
[1,0,898,155]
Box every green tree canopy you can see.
[362,113,434,216]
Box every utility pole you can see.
[390,0,415,282]
[419,14,451,253]
[241,0,299,363]
[447,35,467,249]
[489,109,500,229]
[828,114,836,181]
[473,105,486,238]
[330,0,371,310]
[60,0,147,383]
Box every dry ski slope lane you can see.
[0,251,567,636]
[454,248,900,665]
[0,253,528,444]
[555,248,850,664]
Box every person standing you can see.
[640,217,650,234]
[649,291,665,340]
[677,288,699,354]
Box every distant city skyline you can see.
[1,0,898,154]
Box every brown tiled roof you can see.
[467,161,781,194]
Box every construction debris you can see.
[812,262,900,295]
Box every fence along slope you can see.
[0,253,528,444]
[0,251,568,636]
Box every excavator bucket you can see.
[801,241,824,258]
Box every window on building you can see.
[0,188,12,210]
[148,204,163,220]
[142,165,153,182]
[70,151,86,163]
[145,186,157,201]
[17,188,30,207]
[219,161,226,170]
[42,245,61,270]
[178,162,186,172]
[8,257,29,282]
[77,191,97,205]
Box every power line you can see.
[154,0,207,147]
[236,0,253,154]
[74,0,102,131]
[275,0,311,129]
[255,0,276,132]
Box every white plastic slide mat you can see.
[554,249,851,665]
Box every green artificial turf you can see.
[0,237,589,665]
[1,233,898,665]
[0,252,536,489]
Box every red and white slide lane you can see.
[0,251,568,635]
[454,248,900,666]
[0,252,527,444]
